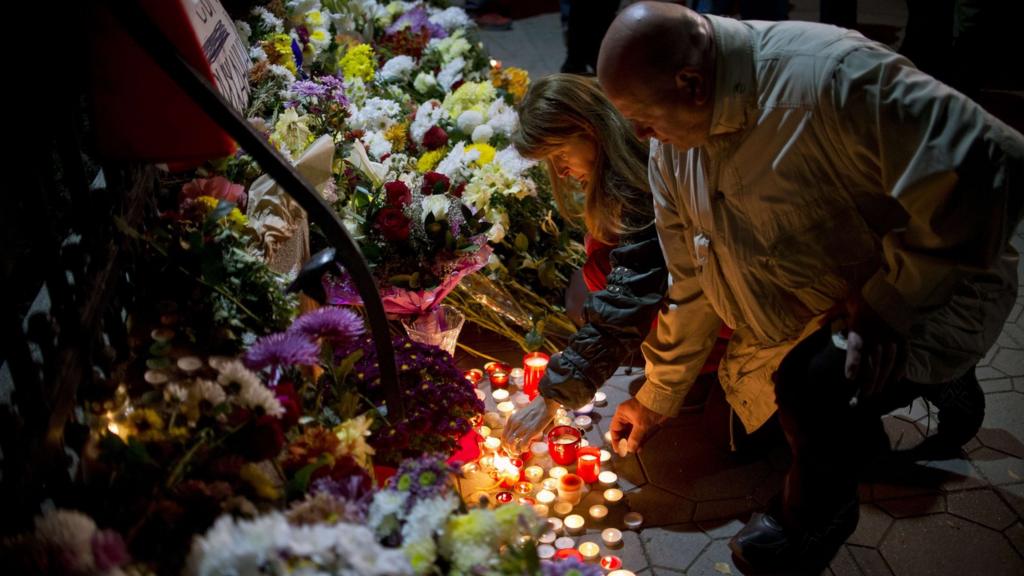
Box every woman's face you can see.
[548,134,597,185]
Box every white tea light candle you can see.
[593,391,607,406]
[601,528,623,546]
[599,471,618,486]
[589,505,608,520]
[525,465,544,483]
[600,449,612,463]
[548,466,568,480]
[492,388,510,402]
[553,501,574,517]
[564,514,585,534]
[579,541,600,560]
[537,544,556,559]
[603,488,624,503]
[536,489,556,505]
[483,437,501,452]
[554,536,576,550]
[497,401,515,419]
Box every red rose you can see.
[275,382,302,430]
[375,207,411,241]
[422,125,448,150]
[421,171,451,196]
[384,181,412,206]
[451,181,467,198]
[233,415,285,462]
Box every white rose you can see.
[413,72,437,93]
[457,110,484,134]
[422,195,450,222]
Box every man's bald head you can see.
[597,2,717,149]
[597,1,711,98]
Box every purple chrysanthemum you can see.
[289,306,365,345]
[291,79,328,99]
[316,75,349,106]
[541,558,604,576]
[386,6,447,39]
[244,331,320,371]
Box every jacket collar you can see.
[704,15,756,137]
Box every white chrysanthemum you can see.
[413,71,438,94]
[267,64,296,84]
[402,495,459,545]
[217,361,282,418]
[234,20,252,46]
[493,145,536,178]
[380,55,416,82]
[34,509,97,572]
[252,6,285,34]
[361,130,393,159]
[194,379,227,406]
[471,124,493,143]
[345,77,369,107]
[216,360,261,395]
[348,97,401,131]
[428,7,471,32]
[427,31,471,64]
[368,490,410,538]
[456,110,484,134]
[436,57,465,92]
[486,98,519,137]
[409,100,447,144]
[249,45,268,62]
[435,142,479,180]
[239,382,285,418]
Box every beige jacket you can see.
[637,15,1024,431]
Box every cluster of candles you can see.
[460,356,637,573]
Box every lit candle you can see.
[603,488,624,503]
[495,491,514,505]
[477,425,491,438]
[525,465,544,483]
[543,478,560,492]
[464,368,484,385]
[599,471,618,486]
[607,571,636,576]
[497,401,515,420]
[539,530,557,544]
[483,361,511,376]
[554,536,575,550]
[577,447,601,483]
[574,415,593,430]
[547,426,581,466]
[522,351,550,399]
[537,544,556,560]
[460,462,479,475]
[534,504,550,517]
[490,369,510,389]
[492,388,510,402]
[483,411,503,428]
[510,367,525,386]
[600,555,623,570]
[579,541,600,561]
[601,528,623,547]
[593,391,607,406]
[559,474,584,505]
[554,415,574,427]
[600,449,612,463]
[484,436,501,453]
[553,502,574,517]
[548,466,568,480]
[564,514,585,534]
[536,489,556,505]
[547,517,564,534]
[588,504,608,520]
[530,441,550,463]
[515,481,534,495]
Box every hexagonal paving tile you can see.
[847,545,893,575]
[697,518,746,540]
[880,513,1024,575]
[998,482,1024,519]
[875,494,945,518]
[882,416,926,451]
[1006,522,1024,557]
[640,524,710,572]
[693,497,758,523]
[946,488,1018,530]
[981,377,1015,393]
[613,450,649,491]
[623,484,697,528]
[991,349,1024,377]
[917,458,988,493]
[828,545,864,576]
[977,392,1024,457]
[971,447,1024,485]
[846,504,893,547]
[686,539,744,576]
[577,528,648,573]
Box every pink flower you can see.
[181,176,247,209]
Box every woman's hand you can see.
[502,396,561,454]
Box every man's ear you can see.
[675,68,709,105]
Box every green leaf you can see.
[288,455,332,498]
[514,233,529,253]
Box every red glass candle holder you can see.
[490,369,510,389]
[547,425,582,465]
[601,556,623,571]
[484,361,511,376]
[495,491,514,505]
[463,368,483,386]
[522,352,550,399]
[554,548,584,561]
[576,446,601,483]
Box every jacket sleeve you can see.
[538,221,668,410]
[635,143,723,417]
[826,44,1024,334]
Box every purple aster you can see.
[291,79,328,99]
[289,306,365,345]
[541,559,603,576]
[244,331,320,372]
[386,6,447,39]
[316,75,349,106]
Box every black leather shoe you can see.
[730,499,859,573]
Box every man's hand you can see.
[502,396,560,454]
[610,397,670,455]
[845,295,907,401]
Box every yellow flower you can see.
[270,107,314,157]
[466,143,496,166]
[227,207,248,227]
[196,195,219,212]
[305,10,323,26]
[339,44,376,83]
[128,409,165,442]
[333,414,375,469]
[442,81,496,120]
[490,67,530,103]
[310,28,328,45]
[240,462,282,500]
[265,34,298,75]
[385,122,409,151]
[417,149,446,173]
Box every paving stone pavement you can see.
[462,2,1024,573]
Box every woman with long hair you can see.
[502,74,730,451]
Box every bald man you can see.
[598,1,1024,570]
